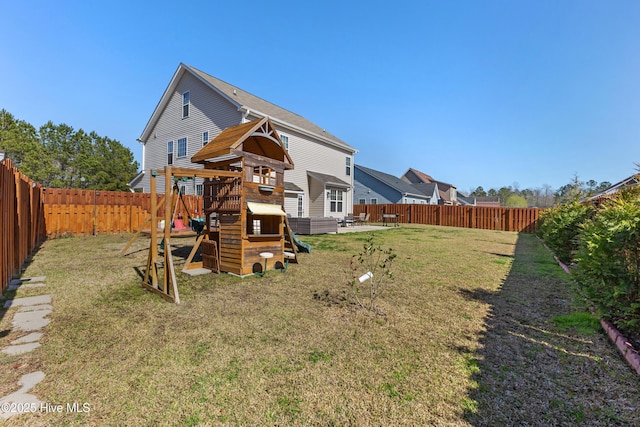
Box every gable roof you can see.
[140,63,355,154]
[402,168,435,184]
[191,117,293,168]
[457,192,476,206]
[412,182,439,198]
[355,165,431,198]
[401,168,454,189]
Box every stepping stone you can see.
[18,304,52,313]
[11,332,43,344]
[0,371,45,420]
[7,283,46,292]
[182,267,212,276]
[1,342,41,356]
[8,276,46,286]
[12,310,51,331]
[3,295,51,309]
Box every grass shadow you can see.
[462,233,640,426]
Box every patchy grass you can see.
[553,312,601,336]
[0,225,638,426]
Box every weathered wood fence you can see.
[353,204,541,233]
[43,188,203,237]
[0,160,47,292]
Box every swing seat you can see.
[173,219,187,230]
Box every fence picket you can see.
[354,204,540,233]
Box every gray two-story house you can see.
[130,63,356,219]
[354,165,439,205]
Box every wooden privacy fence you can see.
[43,188,203,237]
[0,159,46,292]
[353,204,541,233]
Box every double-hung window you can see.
[182,91,190,118]
[177,138,187,158]
[280,134,289,150]
[329,189,343,213]
[167,141,174,165]
[202,131,209,146]
[346,157,351,176]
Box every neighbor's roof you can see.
[412,182,439,198]
[402,168,454,188]
[356,165,431,198]
[587,174,640,203]
[140,63,355,154]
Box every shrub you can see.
[537,202,594,264]
[572,188,640,331]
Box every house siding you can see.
[354,168,400,204]
[247,113,354,218]
[137,65,356,220]
[139,71,242,194]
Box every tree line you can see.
[469,175,613,208]
[0,109,139,191]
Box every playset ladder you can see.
[283,216,299,264]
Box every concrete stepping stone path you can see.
[1,276,50,419]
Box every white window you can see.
[280,134,289,150]
[297,194,304,217]
[329,189,343,213]
[179,185,186,195]
[196,184,203,196]
[182,91,190,118]
[371,198,378,205]
[167,141,174,165]
[177,138,187,158]
[346,157,351,176]
[202,131,209,146]
[358,198,366,205]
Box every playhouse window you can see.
[247,214,279,235]
[252,166,276,185]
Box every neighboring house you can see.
[456,192,476,206]
[475,196,501,207]
[354,165,438,205]
[130,63,356,219]
[588,174,640,205]
[401,168,458,205]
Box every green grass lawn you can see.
[1,225,639,426]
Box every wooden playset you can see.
[140,117,303,302]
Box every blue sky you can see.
[2,0,639,192]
